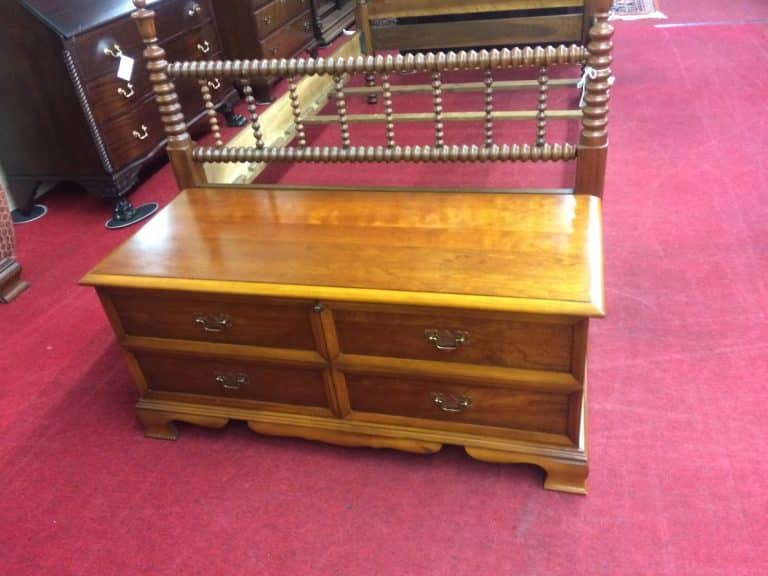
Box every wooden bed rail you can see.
[131,0,612,197]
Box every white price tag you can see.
[117,55,135,82]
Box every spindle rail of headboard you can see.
[130,0,612,197]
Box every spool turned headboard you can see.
[130,0,613,197]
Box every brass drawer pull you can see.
[303,20,312,33]
[197,40,211,54]
[215,372,249,391]
[269,47,279,56]
[104,43,123,59]
[187,2,202,16]
[193,313,232,333]
[432,392,472,414]
[207,78,221,90]
[117,82,134,99]
[132,124,149,140]
[424,328,469,351]
[263,15,273,25]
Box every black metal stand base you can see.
[105,198,159,230]
[11,204,48,224]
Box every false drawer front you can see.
[258,11,314,58]
[73,0,214,81]
[136,352,329,407]
[109,290,318,350]
[333,307,575,372]
[346,373,570,435]
[254,0,310,38]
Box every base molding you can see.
[135,398,588,493]
[0,258,29,303]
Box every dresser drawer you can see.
[333,308,575,372]
[99,96,166,170]
[73,0,214,82]
[346,373,570,435]
[86,69,153,126]
[109,291,318,350]
[253,0,310,39]
[137,352,329,407]
[258,10,314,58]
[164,22,222,62]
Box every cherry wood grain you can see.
[332,307,574,371]
[345,373,570,435]
[136,350,330,407]
[109,289,318,349]
[83,187,604,316]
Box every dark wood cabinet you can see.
[0,0,238,224]
[211,0,318,101]
[310,0,355,45]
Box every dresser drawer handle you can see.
[207,78,221,90]
[132,124,149,140]
[215,372,249,391]
[269,47,279,56]
[432,392,472,414]
[197,40,211,54]
[103,44,123,59]
[117,82,134,99]
[303,20,312,33]
[193,313,232,333]
[424,329,469,351]
[187,2,202,16]
[263,15,272,25]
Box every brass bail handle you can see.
[424,328,469,351]
[193,313,232,333]
[432,392,472,413]
[215,372,249,391]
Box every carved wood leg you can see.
[136,408,180,440]
[541,459,589,495]
[136,406,231,440]
[465,446,588,495]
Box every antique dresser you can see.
[211,0,318,101]
[0,0,239,225]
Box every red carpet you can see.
[2,5,768,574]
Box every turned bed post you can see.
[132,0,206,188]
[574,8,613,198]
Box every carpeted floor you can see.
[2,2,768,574]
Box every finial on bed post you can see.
[132,0,206,188]
[574,10,613,198]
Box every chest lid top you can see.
[82,187,604,317]
[19,0,163,38]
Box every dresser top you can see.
[82,187,604,316]
[20,0,161,38]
